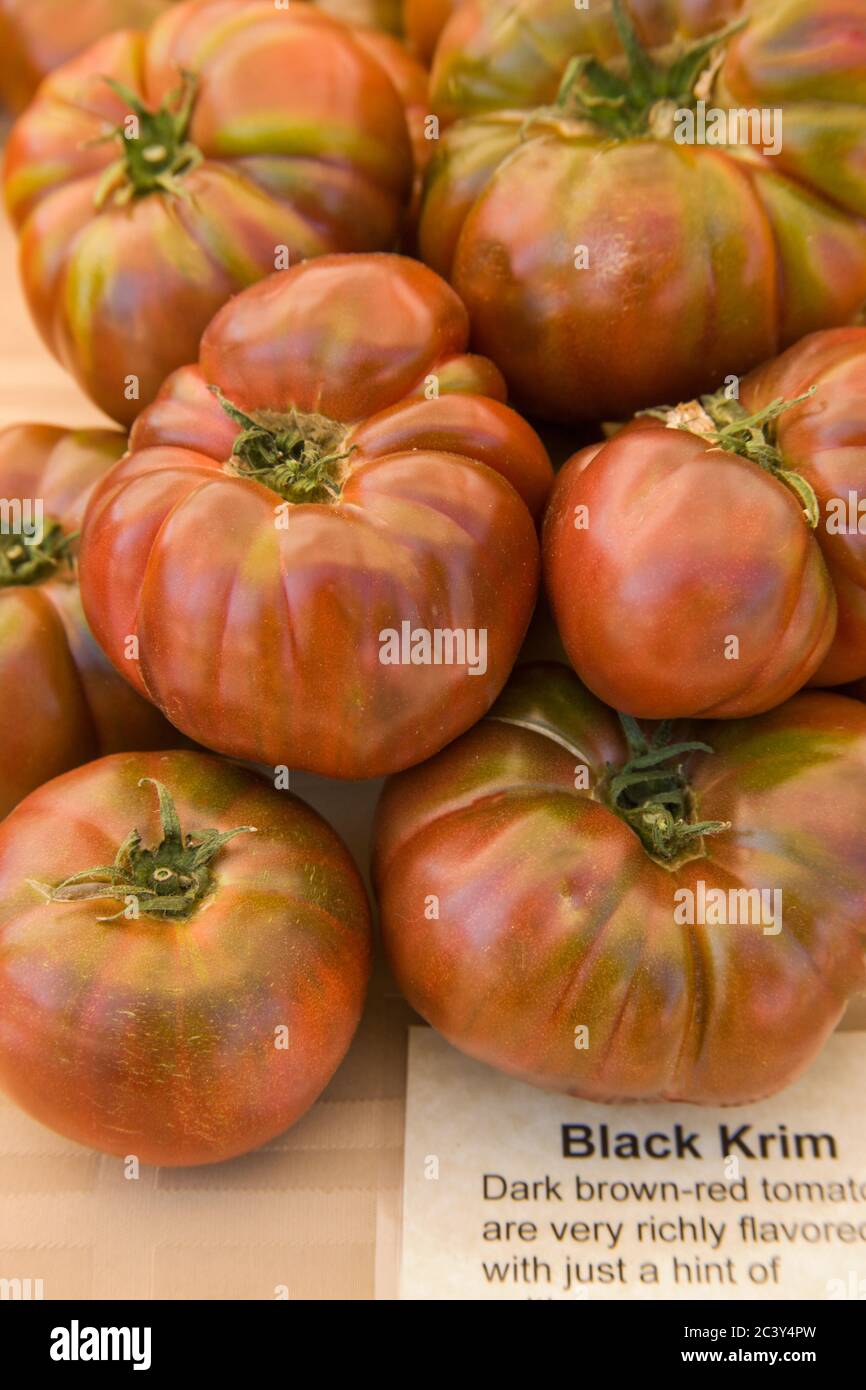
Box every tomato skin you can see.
[544,328,866,718]
[0,425,181,820]
[317,0,403,35]
[78,254,550,779]
[3,2,413,425]
[351,26,433,248]
[0,0,171,113]
[374,664,866,1105]
[740,329,866,687]
[419,0,866,423]
[0,750,372,1165]
[404,0,462,63]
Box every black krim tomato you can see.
[0,751,372,1165]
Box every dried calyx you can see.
[31,779,255,922]
[555,0,745,139]
[645,386,820,526]
[606,716,730,867]
[94,71,202,206]
[0,520,74,586]
[211,388,354,504]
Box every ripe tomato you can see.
[350,26,433,247]
[0,1,171,113]
[0,424,181,820]
[544,328,866,719]
[317,0,403,34]
[0,751,371,1164]
[374,663,866,1105]
[78,254,551,779]
[404,0,462,63]
[3,0,413,425]
[420,0,866,422]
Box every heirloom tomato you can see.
[0,751,371,1164]
[0,423,180,821]
[420,0,866,423]
[349,25,433,246]
[544,327,866,719]
[78,254,551,779]
[0,1,172,113]
[374,663,866,1105]
[3,0,413,425]
[316,0,403,35]
[404,0,462,63]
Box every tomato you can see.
[0,1,172,113]
[0,424,183,821]
[404,0,462,63]
[0,751,371,1164]
[3,0,413,425]
[350,26,433,247]
[419,0,866,423]
[374,662,866,1105]
[317,0,403,34]
[544,328,866,719]
[78,254,551,779]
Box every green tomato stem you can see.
[555,0,746,139]
[211,387,354,505]
[93,70,202,206]
[606,716,730,866]
[0,519,75,587]
[644,387,821,527]
[31,778,256,922]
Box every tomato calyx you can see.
[92,71,202,207]
[30,778,255,922]
[605,717,730,868]
[211,387,355,504]
[0,519,75,587]
[645,386,821,527]
[553,0,746,141]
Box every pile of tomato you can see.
[1,0,865,1166]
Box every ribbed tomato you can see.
[544,328,866,720]
[420,0,866,422]
[79,254,551,778]
[0,750,371,1164]
[374,663,866,1105]
[3,0,413,424]
[0,423,180,820]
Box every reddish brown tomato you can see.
[420,0,866,423]
[544,329,866,719]
[78,254,551,779]
[404,0,462,63]
[0,0,172,113]
[316,0,404,34]
[0,751,372,1165]
[374,664,866,1105]
[3,0,413,425]
[0,424,182,820]
[349,25,433,248]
